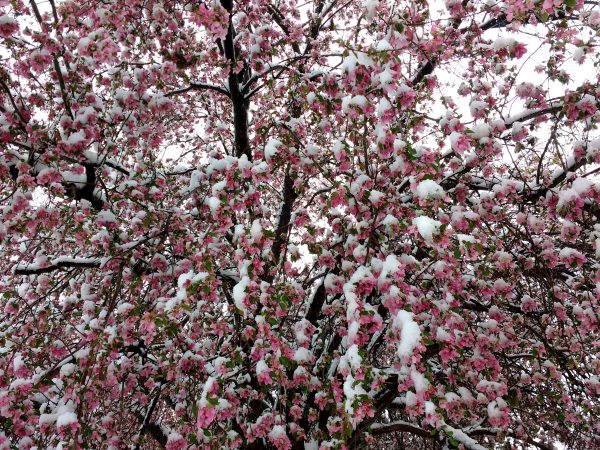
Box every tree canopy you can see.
[1,0,599,449]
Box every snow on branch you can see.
[442,423,490,450]
[83,150,130,176]
[503,101,563,127]
[8,151,105,210]
[369,421,489,450]
[14,257,101,275]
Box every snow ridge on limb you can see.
[1,0,599,449]
[13,257,101,275]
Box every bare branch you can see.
[165,82,231,98]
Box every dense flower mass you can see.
[0,0,599,449]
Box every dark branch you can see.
[165,82,231,98]
[14,258,101,275]
[134,412,167,449]
[503,104,563,127]
[8,156,105,211]
[348,374,400,447]
[135,388,164,450]
[305,276,327,325]
[219,0,251,160]
[370,421,432,438]
[271,173,297,263]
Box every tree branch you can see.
[14,257,101,275]
[271,172,297,263]
[135,386,164,450]
[370,420,431,438]
[134,412,168,449]
[8,153,106,210]
[503,103,563,127]
[219,0,251,160]
[165,82,230,98]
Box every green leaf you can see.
[280,356,293,369]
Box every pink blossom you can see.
[0,14,17,37]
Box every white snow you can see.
[56,411,77,428]
[487,400,502,419]
[0,15,17,27]
[269,425,287,440]
[256,360,269,375]
[74,106,96,125]
[199,376,216,407]
[442,423,488,450]
[572,177,593,194]
[377,97,392,117]
[293,347,311,363]
[411,368,429,392]
[457,233,476,244]
[13,353,24,373]
[379,254,400,280]
[449,131,464,152]
[492,36,517,50]
[469,100,487,117]
[393,310,421,358]
[413,216,442,242]
[59,363,76,378]
[415,179,444,200]
[369,190,384,204]
[206,196,220,211]
[587,138,600,158]
[378,69,393,85]
[97,210,117,225]
[365,0,380,19]
[66,131,86,146]
[304,440,319,450]
[470,123,491,139]
[232,276,250,315]
[343,344,362,370]
[342,53,358,73]
[511,121,525,137]
[211,180,227,195]
[341,95,368,113]
[39,413,57,425]
[375,39,392,51]
[167,432,184,445]
[264,139,282,161]
[343,373,367,416]
[559,247,583,260]
[381,214,398,227]
[250,219,263,241]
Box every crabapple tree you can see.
[0,0,599,449]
